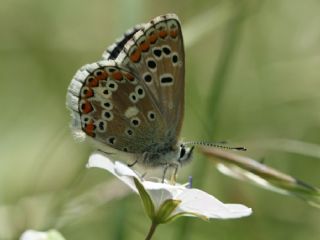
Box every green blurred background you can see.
[1,0,320,239]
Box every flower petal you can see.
[20,230,65,240]
[142,182,184,210]
[87,151,138,193]
[173,188,252,219]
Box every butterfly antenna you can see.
[183,141,247,151]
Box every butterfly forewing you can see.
[116,14,185,142]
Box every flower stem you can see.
[145,221,158,240]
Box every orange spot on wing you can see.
[130,49,141,62]
[97,71,108,80]
[170,30,178,38]
[112,71,123,81]
[125,73,134,81]
[159,30,168,38]
[81,101,93,114]
[84,121,95,137]
[85,88,94,98]
[87,77,99,87]
[139,41,149,52]
[148,33,158,44]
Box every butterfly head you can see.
[177,143,195,165]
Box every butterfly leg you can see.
[170,163,180,184]
[161,164,170,183]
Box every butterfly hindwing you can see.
[67,60,166,154]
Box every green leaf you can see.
[154,199,181,224]
[133,177,155,219]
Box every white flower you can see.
[87,151,252,222]
[20,230,65,240]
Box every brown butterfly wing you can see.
[67,60,166,153]
[116,13,185,143]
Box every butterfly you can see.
[66,14,193,178]
[66,13,244,180]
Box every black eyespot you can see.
[147,59,157,69]
[99,121,105,130]
[160,76,173,84]
[172,55,178,63]
[131,118,140,127]
[95,70,103,76]
[144,74,152,83]
[83,89,88,94]
[108,137,115,144]
[153,49,162,58]
[123,147,128,152]
[104,112,111,118]
[126,129,133,136]
[104,102,111,108]
[137,88,143,95]
[103,89,109,95]
[162,47,171,55]
[148,111,156,121]
[132,95,136,100]
[109,83,115,88]
[84,117,89,122]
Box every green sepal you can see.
[165,211,209,223]
[133,177,155,219]
[154,199,181,224]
